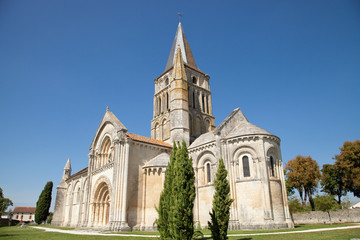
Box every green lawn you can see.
[0,224,359,240]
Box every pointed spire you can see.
[173,46,187,80]
[64,157,71,170]
[165,22,198,72]
[63,157,71,180]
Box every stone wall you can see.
[292,209,360,224]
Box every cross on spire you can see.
[177,12,183,22]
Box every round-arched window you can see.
[242,156,250,177]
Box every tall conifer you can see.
[172,140,196,240]
[156,143,177,239]
[208,158,233,240]
[35,181,53,224]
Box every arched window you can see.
[165,78,169,86]
[193,91,196,108]
[158,97,162,114]
[100,137,111,167]
[242,156,250,177]
[166,92,169,110]
[76,187,80,203]
[269,156,275,177]
[202,95,205,112]
[206,162,211,183]
[192,76,197,84]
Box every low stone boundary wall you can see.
[292,209,360,224]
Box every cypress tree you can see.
[35,181,53,224]
[156,143,177,239]
[172,140,196,240]
[208,158,233,240]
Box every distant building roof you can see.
[350,202,360,209]
[13,207,36,214]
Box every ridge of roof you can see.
[165,22,199,72]
[126,132,172,148]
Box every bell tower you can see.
[151,22,215,145]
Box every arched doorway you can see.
[92,182,110,226]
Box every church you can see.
[52,22,293,231]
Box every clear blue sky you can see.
[0,0,359,210]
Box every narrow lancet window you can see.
[206,162,211,183]
[242,156,250,177]
[270,156,275,177]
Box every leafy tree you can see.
[284,170,295,196]
[287,196,307,214]
[171,141,196,240]
[35,181,53,224]
[320,164,346,204]
[313,194,341,212]
[285,155,320,210]
[156,143,177,239]
[208,158,234,240]
[334,140,360,197]
[0,187,13,215]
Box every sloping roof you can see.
[67,167,88,180]
[13,207,36,214]
[350,202,360,209]
[143,152,170,168]
[90,109,127,149]
[189,131,215,149]
[165,22,199,72]
[225,122,272,139]
[126,132,172,148]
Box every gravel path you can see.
[32,224,360,238]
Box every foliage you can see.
[171,140,196,240]
[208,158,233,240]
[47,212,53,224]
[156,141,195,240]
[288,196,308,214]
[0,187,13,215]
[320,164,346,204]
[334,140,360,198]
[284,170,295,196]
[313,194,341,212]
[156,143,177,239]
[35,181,53,224]
[285,155,320,210]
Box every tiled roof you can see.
[13,207,36,214]
[126,132,172,148]
[68,167,88,180]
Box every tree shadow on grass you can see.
[0,234,16,238]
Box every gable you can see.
[90,110,127,149]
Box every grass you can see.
[0,224,359,240]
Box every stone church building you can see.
[52,23,293,231]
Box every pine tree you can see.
[208,158,233,240]
[35,181,53,224]
[172,140,196,240]
[156,143,177,239]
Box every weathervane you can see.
[177,12,183,22]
